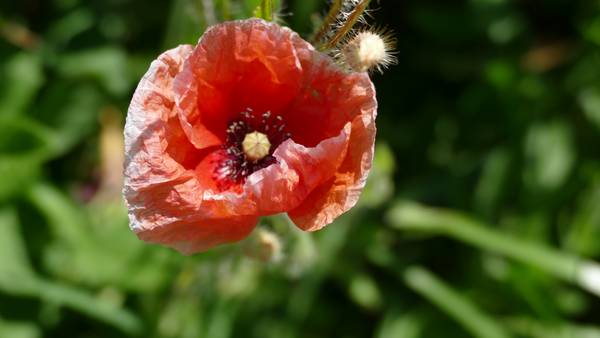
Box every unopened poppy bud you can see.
[342,30,397,73]
[244,228,282,263]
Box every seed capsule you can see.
[242,131,271,162]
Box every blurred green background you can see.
[1,0,600,337]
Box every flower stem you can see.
[220,0,232,21]
[256,0,273,21]
[387,202,600,298]
[312,0,343,44]
[322,0,372,51]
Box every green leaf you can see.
[386,202,598,296]
[35,280,142,334]
[0,208,142,333]
[348,273,383,311]
[45,8,94,46]
[0,116,60,158]
[404,266,513,338]
[523,120,575,193]
[0,116,60,201]
[33,83,102,155]
[56,47,131,97]
[26,183,91,248]
[164,0,207,47]
[28,183,172,292]
[0,53,44,117]
[0,155,41,202]
[505,317,600,338]
[0,208,39,295]
[0,318,40,338]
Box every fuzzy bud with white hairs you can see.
[342,29,397,73]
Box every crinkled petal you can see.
[125,19,379,253]
[174,19,305,150]
[124,45,259,254]
[124,45,195,193]
[136,212,259,255]
[287,81,377,231]
[283,56,372,147]
[246,123,351,213]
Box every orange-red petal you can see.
[125,19,379,253]
[174,19,305,150]
[287,82,377,231]
[245,122,351,213]
[124,45,259,254]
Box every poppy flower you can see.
[124,19,377,254]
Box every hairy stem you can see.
[261,0,273,21]
[322,0,372,50]
[312,0,343,44]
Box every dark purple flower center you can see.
[213,108,291,189]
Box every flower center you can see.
[213,109,291,190]
[242,131,271,161]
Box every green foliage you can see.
[0,0,599,337]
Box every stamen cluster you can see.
[214,108,291,189]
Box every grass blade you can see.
[404,266,512,338]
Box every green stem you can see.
[387,202,600,297]
[260,0,273,21]
[220,0,232,21]
[404,267,513,338]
